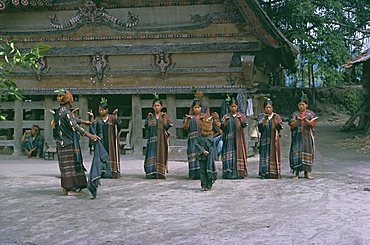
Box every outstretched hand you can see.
[72,107,80,114]
[89,134,101,142]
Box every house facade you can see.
[0,0,297,156]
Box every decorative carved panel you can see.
[152,50,175,79]
[90,53,109,82]
[49,1,139,30]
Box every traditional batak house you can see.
[0,0,297,157]
[342,48,370,132]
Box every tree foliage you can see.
[258,0,370,86]
[0,39,49,119]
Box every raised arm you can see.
[65,111,100,141]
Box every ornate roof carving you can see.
[20,85,250,95]
[49,1,139,30]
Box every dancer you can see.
[89,98,121,179]
[53,89,100,196]
[221,97,248,179]
[144,94,173,179]
[183,97,207,179]
[195,116,217,191]
[289,92,317,180]
[258,99,283,179]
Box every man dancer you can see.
[53,89,100,196]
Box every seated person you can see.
[21,125,44,158]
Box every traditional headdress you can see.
[54,89,73,104]
[153,92,160,100]
[189,87,204,114]
[152,92,162,106]
[191,86,204,103]
[99,97,108,109]
[300,91,309,105]
[228,96,238,106]
[193,87,204,101]
[202,116,214,131]
[220,94,232,118]
[263,97,273,108]
[225,94,232,104]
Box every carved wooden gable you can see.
[0,0,297,95]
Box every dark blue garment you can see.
[220,100,229,119]
[221,113,248,179]
[195,135,217,189]
[185,116,201,179]
[23,134,44,157]
[88,137,109,199]
[90,122,111,178]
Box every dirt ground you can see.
[0,122,370,245]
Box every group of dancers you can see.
[51,89,317,198]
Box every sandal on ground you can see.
[67,191,82,196]
[62,188,68,195]
[292,175,299,180]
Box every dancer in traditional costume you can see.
[89,98,121,179]
[53,89,100,196]
[144,94,173,179]
[258,99,283,179]
[289,92,317,180]
[195,116,217,191]
[183,96,207,179]
[221,97,248,179]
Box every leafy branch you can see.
[0,39,50,119]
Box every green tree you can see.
[0,39,49,119]
[259,0,370,86]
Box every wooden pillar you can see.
[43,96,53,149]
[12,100,23,157]
[166,94,176,145]
[131,95,143,155]
[78,95,89,151]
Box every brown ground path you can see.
[0,123,369,244]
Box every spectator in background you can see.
[21,125,44,158]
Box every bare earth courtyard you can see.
[0,123,370,245]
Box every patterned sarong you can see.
[57,144,87,190]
